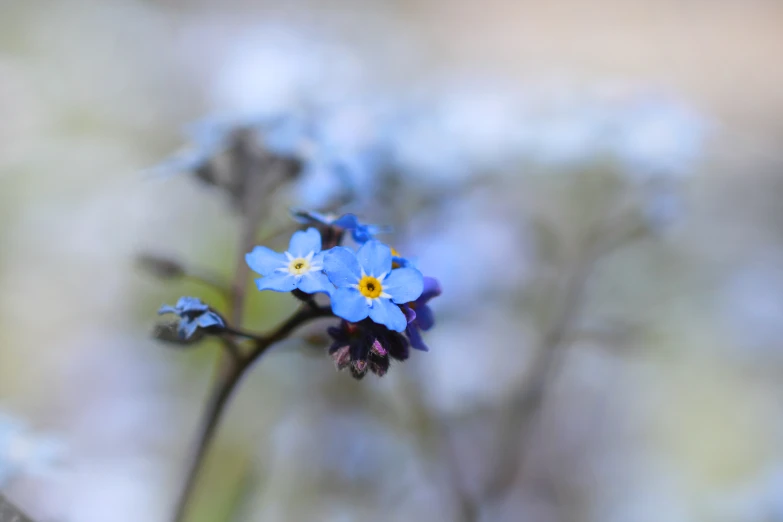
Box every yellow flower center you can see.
[358,275,383,299]
[288,257,310,275]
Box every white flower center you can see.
[278,251,321,277]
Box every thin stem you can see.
[170,358,245,522]
[170,304,334,522]
[478,214,644,508]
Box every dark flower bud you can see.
[327,320,410,379]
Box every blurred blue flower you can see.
[323,241,423,332]
[0,412,64,487]
[403,276,442,352]
[157,296,225,340]
[291,209,388,244]
[331,214,388,244]
[612,96,707,178]
[246,228,332,294]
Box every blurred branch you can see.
[0,494,35,522]
[460,203,650,517]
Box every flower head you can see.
[246,227,333,295]
[332,214,388,244]
[158,297,225,340]
[291,210,388,244]
[328,320,410,379]
[323,241,423,332]
[402,277,442,352]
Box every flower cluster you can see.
[246,211,440,378]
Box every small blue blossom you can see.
[158,297,226,340]
[290,209,389,244]
[246,227,333,294]
[331,214,388,243]
[402,276,442,352]
[323,241,423,332]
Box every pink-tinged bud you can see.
[331,345,351,370]
[371,339,387,357]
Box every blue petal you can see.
[415,304,435,331]
[332,214,360,229]
[158,305,178,316]
[419,277,442,303]
[383,267,424,304]
[256,273,298,292]
[180,319,199,339]
[287,228,322,258]
[357,240,392,277]
[176,296,208,312]
[406,325,430,352]
[246,246,288,276]
[368,298,407,332]
[323,247,361,287]
[296,271,333,295]
[331,287,370,322]
[197,312,225,329]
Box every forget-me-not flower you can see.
[290,209,387,244]
[158,297,226,340]
[246,227,333,294]
[323,240,423,332]
[402,276,442,352]
[331,214,388,243]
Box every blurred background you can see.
[1,0,783,521]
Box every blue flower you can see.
[290,209,389,244]
[323,240,423,332]
[246,227,333,294]
[331,214,388,243]
[402,276,442,352]
[158,296,225,340]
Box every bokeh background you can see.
[2,1,783,521]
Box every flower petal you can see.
[368,299,407,332]
[332,213,360,229]
[406,325,430,352]
[323,247,361,287]
[414,304,435,331]
[197,312,225,329]
[256,273,298,292]
[158,305,178,315]
[330,287,370,322]
[180,319,199,339]
[297,271,333,295]
[420,277,443,303]
[357,240,392,277]
[288,228,322,258]
[176,296,208,312]
[246,246,288,276]
[384,267,424,304]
